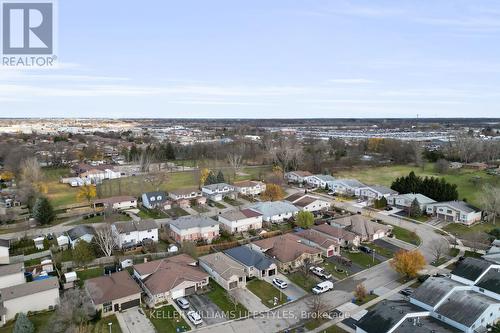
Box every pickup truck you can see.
[309,266,332,279]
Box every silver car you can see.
[176,297,190,310]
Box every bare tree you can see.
[480,184,500,225]
[463,231,489,253]
[227,151,243,177]
[430,242,448,264]
[143,172,169,191]
[45,289,95,333]
[93,224,117,257]
[139,150,153,173]
[305,294,329,321]
[20,157,43,184]
[454,136,477,164]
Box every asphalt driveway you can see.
[263,273,308,301]
[186,294,228,326]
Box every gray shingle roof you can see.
[67,225,95,241]
[169,216,218,230]
[224,245,274,270]
[0,263,23,277]
[114,219,158,233]
[451,257,492,281]
[355,300,423,333]
[410,277,463,307]
[475,268,500,294]
[248,201,299,219]
[428,200,480,213]
[0,277,59,301]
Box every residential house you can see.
[312,224,360,247]
[295,229,340,257]
[285,193,330,213]
[482,239,500,264]
[0,263,25,289]
[92,196,137,210]
[133,254,209,304]
[233,180,266,196]
[199,252,247,291]
[85,271,142,317]
[56,234,69,250]
[67,225,95,248]
[248,201,299,223]
[169,216,220,243]
[71,163,121,183]
[285,171,313,184]
[359,185,398,201]
[112,220,159,249]
[329,179,366,197]
[251,233,322,272]
[218,208,263,233]
[330,215,392,241]
[202,183,235,202]
[0,239,9,265]
[168,188,206,207]
[387,193,436,211]
[357,258,500,333]
[426,201,482,225]
[224,245,277,278]
[141,191,172,210]
[306,174,336,189]
[0,278,60,325]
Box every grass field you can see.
[287,271,318,292]
[246,279,288,307]
[443,221,498,237]
[342,250,381,268]
[391,225,421,246]
[334,163,499,208]
[43,167,80,208]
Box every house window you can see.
[103,302,113,313]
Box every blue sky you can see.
[1,0,500,118]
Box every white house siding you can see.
[300,200,331,213]
[170,225,220,243]
[426,205,481,225]
[265,212,295,223]
[0,273,26,289]
[0,247,8,265]
[236,184,266,196]
[112,200,137,210]
[2,288,59,322]
[218,215,262,233]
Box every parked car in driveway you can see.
[176,297,190,309]
[312,281,333,294]
[310,266,332,279]
[359,245,372,254]
[399,288,413,296]
[273,278,288,289]
[187,311,203,326]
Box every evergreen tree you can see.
[32,196,55,225]
[165,142,176,160]
[216,170,225,183]
[409,198,422,217]
[13,313,34,333]
[205,171,218,185]
[73,240,95,266]
[391,172,458,202]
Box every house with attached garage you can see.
[426,201,482,225]
[285,170,313,184]
[0,277,60,325]
[92,195,137,211]
[0,263,25,289]
[359,185,398,201]
[218,208,263,233]
[295,229,340,257]
[85,271,142,317]
[112,219,159,249]
[305,174,336,189]
[330,214,392,241]
[169,216,220,243]
[168,188,206,208]
[250,233,322,272]
[285,193,330,213]
[329,179,366,197]
[224,245,277,278]
[202,183,235,202]
[312,223,360,247]
[387,193,436,211]
[233,180,266,196]
[356,258,500,333]
[133,254,209,304]
[199,252,247,291]
[247,201,299,223]
[141,191,172,210]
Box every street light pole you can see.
[108,322,112,333]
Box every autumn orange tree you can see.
[199,168,210,186]
[390,249,426,279]
[261,183,285,201]
[77,185,97,203]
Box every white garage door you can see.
[171,288,185,300]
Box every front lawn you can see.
[71,212,131,225]
[246,279,288,307]
[362,243,394,258]
[0,311,54,333]
[464,250,483,258]
[165,207,190,217]
[137,208,167,219]
[342,250,381,269]
[92,314,122,333]
[287,271,318,292]
[205,280,248,319]
[192,205,210,213]
[391,225,421,246]
[443,221,496,238]
[147,305,191,333]
[210,201,226,209]
[354,293,378,305]
[323,260,352,280]
[223,197,243,206]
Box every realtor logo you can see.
[2,1,53,54]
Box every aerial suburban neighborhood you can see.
[1,1,500,333]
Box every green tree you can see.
[32,196,55,225]
[205,171,218,185]
[409,198,422,217]
[73,241,95,266]
[216,170,225,183]
[295,211,314,229]
[13,313,34,333]
[374,196,387,209]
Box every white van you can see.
[312,281,333,294]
